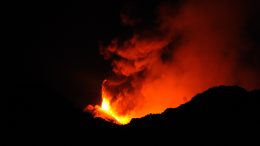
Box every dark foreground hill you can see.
[8,85,259,144]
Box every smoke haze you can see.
[98,0,260,118]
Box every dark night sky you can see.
[10,0,166,110]
[13,0,124,108]
[10,0,260,114]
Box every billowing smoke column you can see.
[87,0,260,123]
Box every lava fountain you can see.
[85,80,132,125]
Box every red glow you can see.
[85,0,260,124]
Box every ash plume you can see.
[99,0,260,118]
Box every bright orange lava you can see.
[98,89,131,125]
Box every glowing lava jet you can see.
[86,80,131,125]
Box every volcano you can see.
[9,86,260,144]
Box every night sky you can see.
[13,0,125,108]
[9,0,260,129]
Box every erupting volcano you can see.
[85,0,260,124]
[11,0,260,144]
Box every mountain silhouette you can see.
[8,85,259,144]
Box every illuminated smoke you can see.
[87,0,260,122]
